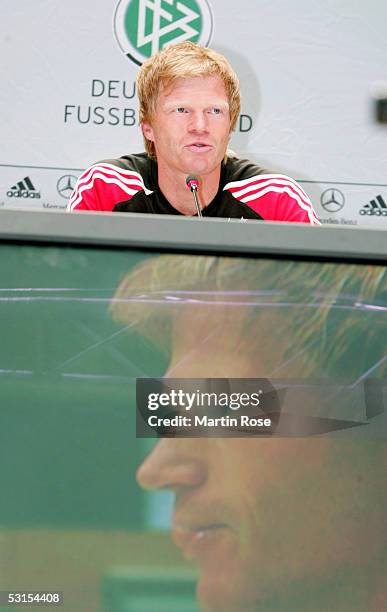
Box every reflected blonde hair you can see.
[137,42,241,159]
[110,255,386,381]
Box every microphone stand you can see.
[190,183,202,217]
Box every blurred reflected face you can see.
[138,435,383,611]
[136,309,385,611]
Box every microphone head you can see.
[186,175,199,191]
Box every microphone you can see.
[185,175,202,217]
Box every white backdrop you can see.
[1,0,386,226]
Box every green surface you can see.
[0,244,165,528]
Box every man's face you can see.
[141,76,231,179]
[136,312,385,611]
[138,438,386,612]
[138,432,384,611]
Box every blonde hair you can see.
[137,42,241,159]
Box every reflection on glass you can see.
[0,245,386,612]
[111,254,387,612]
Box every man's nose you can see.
[188,111,209,133]
[136,439,207,492]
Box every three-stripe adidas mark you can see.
[7,176,41,199]
[359,195,387,216]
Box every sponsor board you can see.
[2,167,386,224]
[0,165,82,210]
[299,180,387,227]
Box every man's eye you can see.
[210,108,222,114]
[176,107,187,113]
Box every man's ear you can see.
[141,122,154,142]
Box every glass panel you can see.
[1,244,386,611]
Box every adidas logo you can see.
[7,176,41,199]
[359,194,387,216]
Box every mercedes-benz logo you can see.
[57,174,78,199]
[320,188,345,213]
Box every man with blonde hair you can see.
[68,42,319,223]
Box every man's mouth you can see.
[172,522,230,560]
[185,143,212,151]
